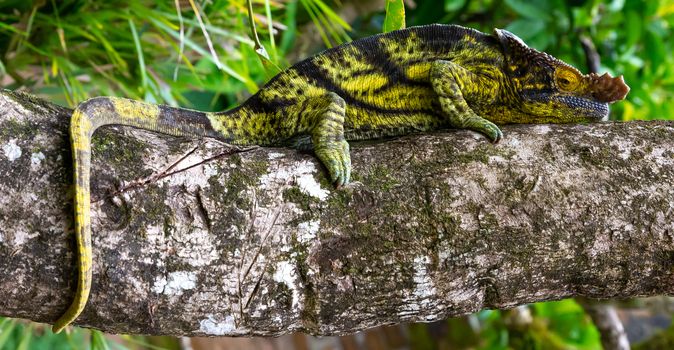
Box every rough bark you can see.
[0,90,672,336]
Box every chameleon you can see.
[53,24,629,332]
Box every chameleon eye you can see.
[555,66,580,91]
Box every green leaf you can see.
[279,0,298,55]
[444,0,466,12]
[246,0,282,77]
[128,17,148,90]
[15,323,32,350]
[383,0,406,33]
[531,300,602,349]
[624,11,642,49]
[90,330,111,350]
[150,18,255,90]
[571,7,593,27]
[608,0,625,12]
[645,25,666,71]
[0,318,17,348]
[504,0,551,20]
[504,19,545,42]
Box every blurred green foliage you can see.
[0,0,671,349]
[409,300,602,349]
[0,318,184,350]
[0,0,349,109]
[634,321,674,350]
[0,318,92,350]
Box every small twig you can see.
[95,144,258,203]
[246,0,264,54]
[187,0,224,70]
[173,0,186,81]
[94,144,199,203]
[578,300,631,350]
[579,34,601,74]
[244,257,270,309]
[165,146,258,176]
[241,209,281,285]
[240,207,281,312]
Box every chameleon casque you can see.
[53,24,629,332]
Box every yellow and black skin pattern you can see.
[54,24,629,332]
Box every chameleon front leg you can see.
[303,92,351,187]
[430,60,503,142]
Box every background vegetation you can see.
[0,0,672,349]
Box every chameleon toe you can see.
[340,140,351,185]
[491,126,504,144]
[482,122,503,143]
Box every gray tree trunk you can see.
[0,90,672,336]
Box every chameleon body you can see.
[53,24,629,332]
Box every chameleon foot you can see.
[307,92,349,187]
[475,119,503,143]
[315,139,351,187]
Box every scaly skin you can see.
[53,24,629,332]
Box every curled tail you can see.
[53,97,229,333]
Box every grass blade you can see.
[187,0,224,70]
[312,0,352,31]
[279,0,298,55]
[302,0,351,46]
[150,18,250,85]
[0,318,17,348]
[246,0,281,76]
[173,0,185,81]
[299,0,331,47]
[15,323,32,350]
[91,330,111,350]
[263,0,278,61]
[160,12,253,45]
[128,17,148,90]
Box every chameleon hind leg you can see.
[430,60,503,142]
[304,92,350,186]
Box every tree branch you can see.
[0,90,673,336]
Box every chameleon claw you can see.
[492,128,503,144]
[333,160,349,188]
[481,121,503,144]
[341,141,351,185]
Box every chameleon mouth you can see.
[553,95,609,121]
[523,91,609,122]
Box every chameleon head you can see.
[493,28,630,123]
